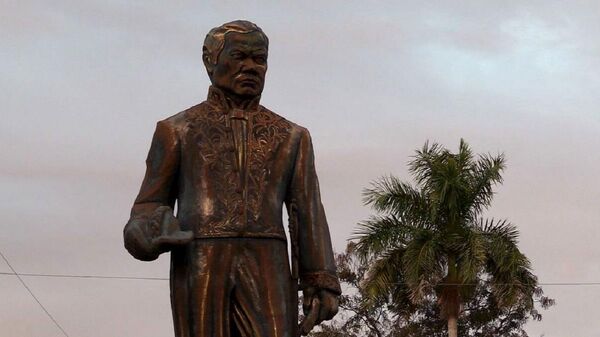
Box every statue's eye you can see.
[254,55,267,64]
[230,51,245,60]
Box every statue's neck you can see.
[207,85,261,111]
[225,93,254,110]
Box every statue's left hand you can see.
[299,287,339,335]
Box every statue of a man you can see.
[123,20,340,337]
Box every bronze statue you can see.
[123,20,340,337]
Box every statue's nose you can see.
[240,58,264,73]
[240,63,254,73]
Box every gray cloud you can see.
[2,1,600,336]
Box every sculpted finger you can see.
[327,293,339,317]
[302,296,311,315]
[156,207,174,230]
[154,205,171,216]
[160,209,172,226]
[127,225,152,251]
[317,304,328,324]
[152,206,169,224]
[302,288,316,314]
[124,225,158,260]
[170,230,194,243]
[319,299,338,322]
[299,298,319,335]
[153,231,194,247]
[318,291,339,322]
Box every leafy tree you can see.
[353,140,548,337]
[309,242,553,337]
[395,278,554,337]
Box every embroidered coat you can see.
[125,86,340,310]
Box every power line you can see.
[0,251,70,337]
[1,271,600,286]
[0,272,168,281]
[369,281,600,287]
[408,282,600,286]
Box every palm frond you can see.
[389,273,419,317]
[401,229,445,301]
[410,140,480,226]
[362,176,430,224]
[361,248,406,306]
[464,153,505,219]
[352,215,406,260]
[477,219,537,308]
[455,229,487,284]
[456,139,474,173]
[488,266,537,308]
[409,141,444,189]
[478,218,520,247]
[475,218,519,240]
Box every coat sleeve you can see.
[123,120,180,261]
[286,128,341,295]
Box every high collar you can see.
[206,85,261,113]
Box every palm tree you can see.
[354,140,538,337]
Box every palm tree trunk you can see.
[445,254,460,337]
[448,314,458,337]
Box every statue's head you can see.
[203,20,269,100]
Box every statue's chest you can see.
[183,107,292,222]
[184,108,292,177]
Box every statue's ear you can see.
[202,46,214,77]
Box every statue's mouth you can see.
[239,77,260,88]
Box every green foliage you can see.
[309,243,554,337]
[348,140,552,336]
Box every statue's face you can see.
[210,31,268,99]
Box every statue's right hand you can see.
[124,217,158,261]
[149,206,194,252]
[125,206,193,260]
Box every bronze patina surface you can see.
[123,20,340,337]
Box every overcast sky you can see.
[2,1,600,336]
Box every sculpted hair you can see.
[203,20,269,66]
